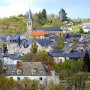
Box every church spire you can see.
[28,9,32,21]
[27,9,33,38]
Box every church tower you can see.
[27,9,33,38]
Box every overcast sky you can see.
[0,0,90,19]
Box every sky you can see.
[0,0,90,19]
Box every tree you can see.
[55,37,64,50]
[21,53,33,62]
[83,50,90,72]
[59,9,68,23]
[0,61,3,74]
[42,9,47,21]
[37,9,47,25]
[48,82,65,90]
[31,50,54,65]
[79,27,84,34]
[30,40,38,54]
[21,50,54,65]
[38,11,43,24]
[2,42,8,56]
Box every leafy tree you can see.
[21,53,33,62]
[79,27,84,34]
[37,11,43,24]
[0,78,15,90]
[55,37,64,50]
[59,9,68,23]
[53,60,85,79]
[0,61,3,74]
[21,50,54,65]
[30,40,38,54]
[0,78,38,90]
[83,50,90,72]
[17,79,38,90]
[48,82,65,90]
[2,42,8,56]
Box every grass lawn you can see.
[72,25,81,33]
[42,23,52,27]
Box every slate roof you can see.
[7,53,21,60]
[0,35,6,41]
[7,34,21,45]
[20,39,32,48]
[11,35,20,40]
[64,33,81,39]
[37,39,52,47]
[7,34,32,48]
[5,62,47,76]
[49,49,85,59]
[0,55,3,60]
[33,27,63,31]
[84,25,90,29]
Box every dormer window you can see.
[31,69,35,75]
[17,69,22,75]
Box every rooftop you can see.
[5,62,50,76]
[33,27,63,31]
[32,30,45,36]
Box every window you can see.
[10,77,13,79]
[17,77,20,80]
[17,69,22,75]
[28,22,31,25]
[60,59,62,62]
[40,77,42,81]
[24,77,28,79]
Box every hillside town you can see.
[0,8,90,90]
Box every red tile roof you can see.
[32,30,45,36]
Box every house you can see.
[3,53,21,65]
[48,50,67,63]
[7,35,33,56]
[64,33,81,40]
[19,39,32,56]
[0,34,6,41]
[7,34,21,54]
[82,23,90,32]
[5,34,11,42]
[5,62,59,85]
[0,55,3,61]
[49,49,84,63]
[36,39,53,52]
